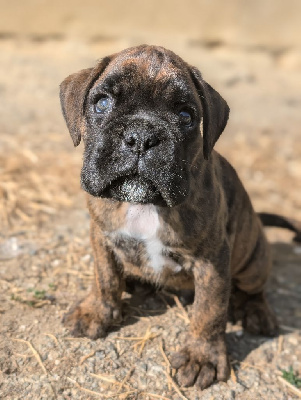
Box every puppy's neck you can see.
[123,204,159,239]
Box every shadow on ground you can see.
[104,238,301,369]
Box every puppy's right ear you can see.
[59,57,111,146]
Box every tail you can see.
[258,212,301,243]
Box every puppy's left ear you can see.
[189,66,230,159]
[60,57,112,147]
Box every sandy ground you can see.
[0,33,301,400]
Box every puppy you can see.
[60,45,279,389]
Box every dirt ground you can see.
[0,31,301,400]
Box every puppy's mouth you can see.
[102,174,166,205]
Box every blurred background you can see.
[1,2,301,399]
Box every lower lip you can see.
[103,175,166,205]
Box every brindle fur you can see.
[60,45,278,390]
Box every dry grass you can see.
[0,148,80,231]
[67,377,137,398]
[118,325,161,356]
[13,338,48,374]
[162,291,190,324]
[278,376,301,398]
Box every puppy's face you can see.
[60,46,229,206]
[82,50,202,207]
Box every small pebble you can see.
[293,246,301,255]
[81,254,91,263]
[51,259,61,267]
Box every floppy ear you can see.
[59,57,111,146]
[189,66,230,159]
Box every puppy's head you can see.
[60,45,229,206]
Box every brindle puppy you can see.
[60,45,279,389]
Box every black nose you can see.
[123,131,160,153]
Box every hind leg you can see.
[229,288,278,336]
[230,232,278,337]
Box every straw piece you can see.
[140,392,171,400]
[80,350,96,365]
[164,371,189,400]
[13,338,47,374]
[278,376,301,398]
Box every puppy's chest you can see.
[108,205,186,273]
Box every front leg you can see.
[63,221,124,339]
[171,243,231,389]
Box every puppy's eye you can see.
[179,110,193,127]
[94,96,112,113]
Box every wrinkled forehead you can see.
[92,48,195,99]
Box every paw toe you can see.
[62,303,108,339]
[170,350,189,369]
[86,320,106,340]
[178,361,200,387]
[196,363,216,390]
[216,356,230,382]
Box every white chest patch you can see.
[120,204,181,273]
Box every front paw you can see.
[63,294,122,339]
[170,335,230,390]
